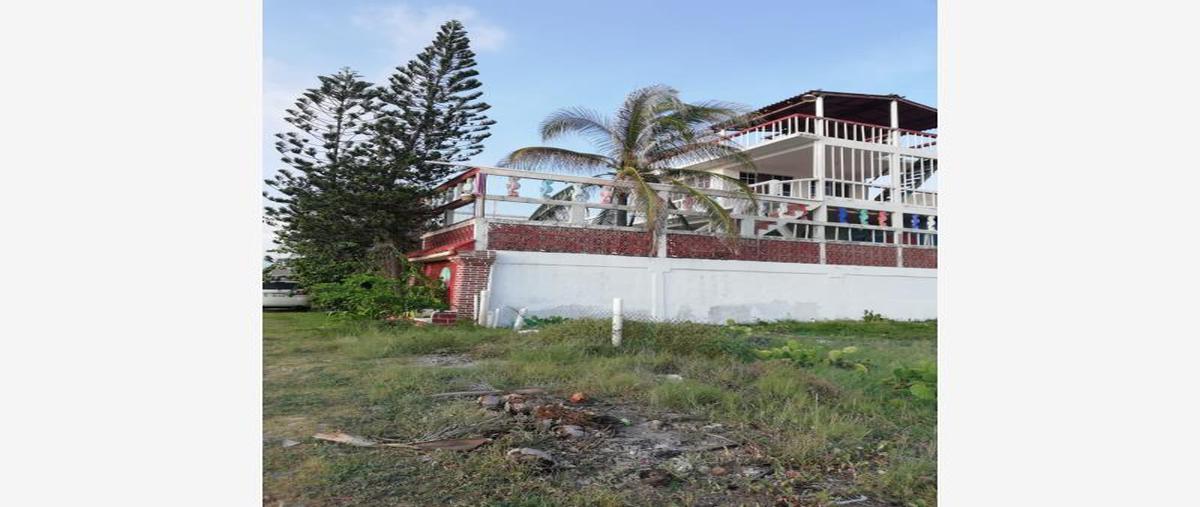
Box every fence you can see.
[719,112,937,155]
[424,165,938,249]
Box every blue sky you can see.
[263,0,936,253]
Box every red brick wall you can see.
[902,248,938,269]
[422,223,474,251]
[667,234,820,264]
[449,250,496,321]
[488,223,653,257]
[431,311,458,325]
[826,243,899,267]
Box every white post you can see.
[476,289,490,325]
[611,297,623,347]
[492,308,502,329]
[512,308,527,331]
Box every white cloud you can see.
[353,3,508,60]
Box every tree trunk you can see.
[615,191,630,227]
[371,240,404,279]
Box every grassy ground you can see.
[264,312,936,506]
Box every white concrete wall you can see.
[485,251,935,325]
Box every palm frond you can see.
[616,85,678,162]
[646,137,756,169]
[497,147,615,174]
[664,176,737,235]
[539,107,617,153]
[617,166,661,230]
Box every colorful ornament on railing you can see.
[794,203,808,219]
[505,176,520,197]
[540,180,554,199]
[858,209,869,225]
[910,214,920,229]
[681,195,695,211]
[877,211,888,227]
[838,207,849,223]
[928,216,937,231]
[599,186,613,204]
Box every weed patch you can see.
[263,311,936,506]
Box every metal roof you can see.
[750,90,937,131]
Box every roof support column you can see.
[815,95,825,135]
[889,100,904,264]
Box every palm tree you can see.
[498,85,759,253]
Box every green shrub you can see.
[522,315,568,328]
[826,345,870,372]
[888,363,937,401]
[755,340,822,366]
[756,343,871,372]
[310,272,446,320]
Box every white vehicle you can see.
[263,280,309,309]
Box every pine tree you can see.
[264,68,380,284]
[264,21,496,284]
[374,19,495,187]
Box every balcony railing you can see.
[748,178,819,200]
[425,165,938,251]
[719,113,937,155]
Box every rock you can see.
[478,394,503,410]
[652,448,682,459]
[710,466,729,476]
[784,470,801,479]
[504,394,531,415]
[666,456,694,475]
[506,447,556,467]
[555,425,586,438]
[638,468,674,487]
[569,392,588,404]
[280,439,300,448]
[478,394,503,409]
[644,419,664,430]
[701,423,724,431]
[740,466,770,479]
[661,374,684,382]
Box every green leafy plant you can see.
[522,315,569,328]
[888,363,937,401]
[309,271,446,320]
[826,346,870,372]
[755,340,822,366]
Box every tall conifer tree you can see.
[374,19,495,187]
[264,68,379,283]
[266,21,495,283]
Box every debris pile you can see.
[304,388,876,504]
